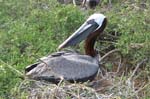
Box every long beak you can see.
[58,20,99,50]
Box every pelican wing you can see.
[25,52,99,83]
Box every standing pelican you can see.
[82,0,100,9]
[25,13,107,83]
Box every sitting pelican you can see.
[25,13,107,83]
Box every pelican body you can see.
[25,13,107,83]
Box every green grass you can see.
[0,0,85,98]
[0,0,150,98]
[98,0,150,64]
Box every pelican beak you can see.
[58,19,99,50]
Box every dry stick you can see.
[95,87,107,92]
[99,49,121,62]
[116,53,122,73]
[127,83,149,99]
[0,59,24,76]
[127,58,148,82]
[99,40,117,44]
[79,84,101,98]
[115,71,125,93]
[126,58,148,97]
[105,33,120,39]
[131,79,144,99]
[77,85,81,99]
[97,67,106,79]
[57,76,64,87]
[107,71,125,94]
[98,93,114,99]
[136,83,150,94]
[66,91,80,99]
[32,55,49,67]
[35,79,53,86]
[65,84,81,98]
[99,49,122,73]
[17,79,29,94]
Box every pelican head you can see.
[58,13,107,56]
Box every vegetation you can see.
[0,0,150,98]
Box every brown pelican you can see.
[82,0,100,9]
[25,13,107,83]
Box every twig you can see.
[99,40,117,44]
[116,54,122,73]
[99,49,121,62]
[17,79,29,94]
[0,59,24,76]
[57,76,64,87]
[95,87,106,92]
[135,83,150,94]
[31,55,49,67]
[128,58,148,81]
[105,32,120,39]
